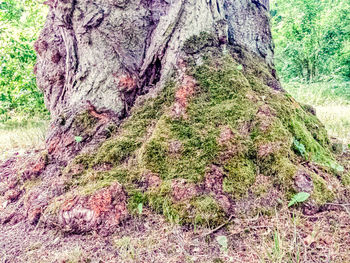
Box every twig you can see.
[227,225,272,237]
[201,215,234,237]
[325,203,350,215]
[325,203,350,206]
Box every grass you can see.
[284,81,350,145]
[0,115,49,161]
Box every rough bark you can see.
[34,0,273,164]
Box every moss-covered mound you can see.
[60,41,344,228]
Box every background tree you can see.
[0,0,48,121]
[271,0,350,82]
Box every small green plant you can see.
[75,136,83,143]
[273,231,281,257]
[237,65,243,71]
[292,138,306,157]
[329,162,345,173]
[288,192,310,207]
[137,203,143,215]
[216,235,228,252]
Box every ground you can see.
[0,204,349,262]
[1,55,349,262]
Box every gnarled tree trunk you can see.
[34,0,273,164]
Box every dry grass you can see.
[284,81,350,145]
[0,116,48,161]
[16,207,349,263]
[316,105,350,145]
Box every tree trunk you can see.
[1,0,344,237]
[34,0,273,164]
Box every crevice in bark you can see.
[139,57,163,97]
[252,0,269,10]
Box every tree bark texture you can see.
[35,0,273,164]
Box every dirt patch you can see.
[294,168,314,193]
[257,142,282,158]
[144,172,162,189]
[218,126,235,145]
[205,165,225,194]
[256,104,276,132]
[171,179,199,202]
[171,75,196,119]
[217,126,237,161]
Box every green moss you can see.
[223,158,256,198]
[341,173,350,186]
[144,137,168,175]
[73,111,98,133]
[62,41,340,228]
[184,195,226,226]
[94,138,140,166]
[127,191,147,215]
[146,183,226,227]
[145,181,181,223]
[311,174,335,204]
[272,158,298,190]
[183,32,217,54]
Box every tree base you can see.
[1,43,349,234]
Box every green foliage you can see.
[0,0,48,120]
[74,136,83,143]
[271,0,350,82]
[288,192,310,207]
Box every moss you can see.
[251,182,270,197]
[223,158,256,198]
[143,137,168,175]
[127,191,147,215]
[183,195,226,226]
[146,183,226,226]
[93,138,141,166]
[145,181,182,224]
[341,173,350,186]
[301,104,316,115]
[62,41,340,228]
[73,111,98,133]
[288,115,333,165]
[331,142,344,154]
[311,174,335,205]
[272,158,298,191]
[183,32,218,54]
